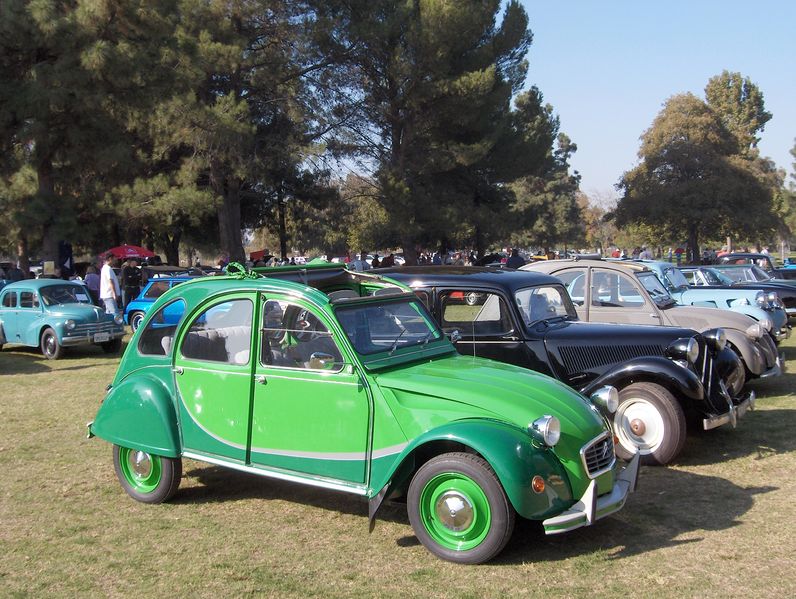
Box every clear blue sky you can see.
[520,0,796,202]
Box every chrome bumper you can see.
[703,390,756,430]
[772,326,791,341]
[759,352,785,378]
[61,331,125,346]
[542,452,639,535]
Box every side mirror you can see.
[448,329,462,343]
[309,352,338,370]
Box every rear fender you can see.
[369,419,573,523]
[89,373,180,457]
[580,356,704,402]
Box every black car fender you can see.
[579,356,704,403]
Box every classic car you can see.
[634,260,789,342]
[522,259,783,382]
[89,263,638,565]
[125,276,193,331]
[380,267,750,466]
[715,253,796,280]
[0,280,124,359]
[680,265,796,322]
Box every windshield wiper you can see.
[388,327,408,355]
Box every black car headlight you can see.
[665,337,700,364]
[704,328,727,351]
[529,415,561,447]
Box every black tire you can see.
[614,383,686,466]
[101,338,123,354]
[40,327,64,360]
[407,452,515,564]
[113,445,182,504]
[129,311,145,332]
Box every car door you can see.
[173,294,256,462]
[250,296,370,484]
[587,268,662,325]
[0,290,18,341]
[17,290,44,345]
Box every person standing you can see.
[100,254,121,315]
[84,265,101,305]
[120,258,142,309]
[505,248,525,269]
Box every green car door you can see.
[250,295,371,484]
[173,293,257,462]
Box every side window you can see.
[138,299,187,356]
[144,281,170,299]
[413,290,431,310]
[439,290,513,337]
[2,292,16,308]
[181,299,253,365]
[19,291,39,309]
[591,270,644,307]
[555,269,587,306]
[260,300,343,370]
[682,271,697,285]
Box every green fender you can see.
[90,374,181,458]
[371,419,574,522]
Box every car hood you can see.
[374,354,607,445]
[48,303,114,322]
[538,319,695,343]
[663,305,755,332]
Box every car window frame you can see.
[436,287,517,339]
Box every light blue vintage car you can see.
[0,280,125,359]
[637,260,789,343]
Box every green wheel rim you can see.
[118,447,162,494]
[418,472,491,551]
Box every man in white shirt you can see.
[100,254,121,315]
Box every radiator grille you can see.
[67,321,120,336]
[558,344,665,375]
[582,434,615,477]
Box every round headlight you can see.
[759,316,773,331]
[529,415,561,447]
[704,328,727,351]
[64,319,76,330]
[590,386,619,414]
[685,337,699,363]
[665,336,700,363]
[767,291,778,303]
[745,323,765,339]
[114,314,124,325]
[755,291,767,307]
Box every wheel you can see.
[129,311,145,332]
[113,445,182,504]
[614,383,686,466]
[407,452,515,564]
[101,338,123,353]
[40,327,64,360]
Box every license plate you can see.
[94,332,110,343]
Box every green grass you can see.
[1,338,796,597]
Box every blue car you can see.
[124,277,193,331]
[636,260,790,343]
[0,280,125,359]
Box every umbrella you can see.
[104,245,157,259]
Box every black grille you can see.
[558,344,665,375]
[582,435,615,476]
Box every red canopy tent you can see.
[104,245,156,259]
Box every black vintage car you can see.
[380,266,752,466]
[715,253,796,281]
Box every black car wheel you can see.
[113,445,182,504]
[614,383,686,466]
[40,327,64,360]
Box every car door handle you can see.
[255,375,266,384]
[173,366,184,375]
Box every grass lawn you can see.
[1,336,795,598]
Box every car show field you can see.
[1,335,795,597]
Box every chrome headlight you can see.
[745,323,766,339]
[114,314,124,325]
[64,319,76,330]
[529,415,561,447]
[767,292,782,308]
[665,337,700,363]
[755,291,768,308]
[704,328,727,351]
[759,315,773,331]
[590,386,619,414]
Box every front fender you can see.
[372,419,575,521]
[89,373,180,457]
[724,330,764,375]
[579,356,704,402]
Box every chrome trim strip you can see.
[181,451,368,496]
[248,442,407,462]
[579,431,616,479]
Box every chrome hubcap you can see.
[435,491,474,532]
[129,451,152,478]
[617,399,664,454]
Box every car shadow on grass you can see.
[494,467,775,565]
[0,344,122,374]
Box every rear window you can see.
[2,292,16,308]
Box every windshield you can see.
[515,285,577,325]
[335,299,442,356]
[748,265,772,281]
[716,266,770,283]
[637,273,676,307]
[701,268,734,285]
[663,267,690,290]
[40,284,93,306]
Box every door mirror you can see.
[309,352,338,370]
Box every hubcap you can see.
[118,447,162,493]
[616,398,665,454]
[129,450,152,478]
[435,491,474,532]
[131,313,143,330]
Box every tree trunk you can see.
[474,226,485,261]
[277,186,288,260]
[214,168,245,262]
[161,231,181,266]
[687,226,699,265]
[401,234,418,266]
[17,234,29,273]
[37,158,58,263]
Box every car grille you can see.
[581,433,615,478]
[559,344,665,375]
[66,321,120,336]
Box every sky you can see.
[520,0,796,203]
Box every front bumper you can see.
[61,330,125,346]
[542,452,639,535]
[703,389,756,430]
[760,351,785,379]
[772,325,791,342]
